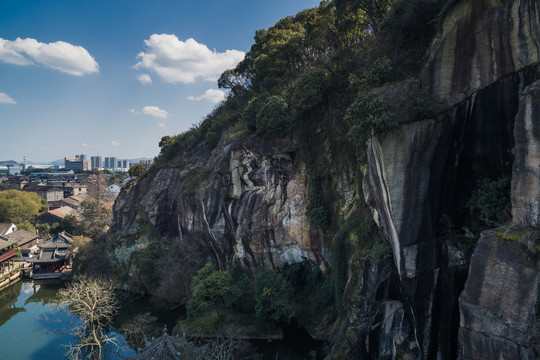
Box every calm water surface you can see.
[0,281,324,360]
[0,280,135,360]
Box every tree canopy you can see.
[0,190,47,225]
[187,263,239,319]
[254,270,296,325]
[128,163,147,178]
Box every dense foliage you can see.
[0,189,47,226]
[467,176,511,226]
[152,0,451,168]
[187,264,287,323]
[128,163,146,178]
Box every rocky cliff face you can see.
[456,80,540,360]
[111,138,324,292]
[362,0,540,358]
[512,80,540,226]
[458,228,540,359]
[422,0,540,107]
[108,0,540,358]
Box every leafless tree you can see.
[203,336,261,360]
[57,277,120,360]
[79,171,114,237]
[154,237,204,306]
[120,312,161,349]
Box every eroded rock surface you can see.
[512,80,540,226]
[458,230,540,359]
[364,119,444,279]
[111,138,323,279]
[422,0,540,106]
[363,0,540,357]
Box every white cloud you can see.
[0,37,99,76]
[134,34,244,84]
[130,109,139,114]
[142,105,169,118]
[136,73,152,85]
[187,89,226,103]
[111,141,120,147]
[81,143,89,148]
[158,123,165,127]
[0,92,16,104]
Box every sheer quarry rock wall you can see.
[421,0,540,107]
[111,139,324,278]
[363,0,540,358]
[458,230,540,360]
[512,80,540,226]
[455,79,540,360]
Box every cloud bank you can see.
[187,89,226,103]
[0,92,16,104]
[142,105,169,118]
[0,37,99,76]
[134,34,244,84]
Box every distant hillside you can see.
[49,159,65,166]
[0,160,19,166]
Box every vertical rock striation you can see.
[364,119,444,279]
[110,139,324,293]
[458,229,540,360]
[512,80,540,226]
[457,79,540,360]
[363,0,540,358]
[422,0,540,107]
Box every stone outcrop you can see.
[364,119,445,279]
[111,138,323,282]
[327,258,418,360]
[422,0,540,107]
[457,79,540,360]
[512,80,540,226]
[458,229,540,359]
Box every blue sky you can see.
[0,0,320,163]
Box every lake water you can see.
[0,280,135,360]
[0,280,325,359]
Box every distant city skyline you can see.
[0,0,320,163]
[1,154,154,167]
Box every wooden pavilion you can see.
[24,232,73,279]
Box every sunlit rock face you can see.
[364,119,444,279]
[108,0,540,357]
[110,138,323,276]
[421,0,540,107]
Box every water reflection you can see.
[0,282,26,328]
[0,281,130,359]
[0,281,71,359]
[0,281,324,359]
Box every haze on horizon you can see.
[0,0,319,164]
